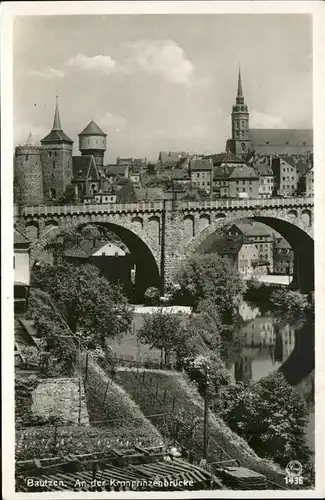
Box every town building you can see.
[189,159,213,193]
[305,164,314,198]
[254,159,275,198]
[196,233,264,279]
[273,237,294,275]
[271,156,298,197]
[228,221,274,273]
[14,229,31,315]
[103,164,130,184]
[64,240,134,297]
[228,164,259,198]
[72,155,101,201]
[157,151,188,169]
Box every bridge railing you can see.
[18,197,312,217]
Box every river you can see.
[228,302,315,452]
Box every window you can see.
[53,160,55,169]
[243,180,246,185]
[54,152,57,157]
[48,151,52,157]
[25,154,29,161]
[115,252,119,257]
[282,177,285,181]
[13,256,15,269]
[49,188,56,199]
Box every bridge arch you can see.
[179,213,314,292]
[29,219,161,301]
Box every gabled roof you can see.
[221,151,244,164]
[158,151,185,164]
[249,129,313,147]
[104,164,128,176]
[196,234,244,256]
[274,237,292,250]
[190,159,212,171]
[254,162,273,176]
[229,165,259,179]
[213,165,236,179]
[14,229,30,247]
[72,156,99,180]
[64,240,128,258]
[279,156,296,168]
[230,220,272,237]
[295,161,309,176]
[79,120,106,136]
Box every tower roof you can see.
[79,120,107,137]
[236,68,245,105]
[52,95,61,130]
[41,96,73,145]
[237,69,243,98]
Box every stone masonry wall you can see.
[31,378,89,426]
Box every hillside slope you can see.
[115,368,286,485]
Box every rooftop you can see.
[72,156,99,180]
[231,220,272,237]
[14,229,30,246]
[249,129,313,147]
[190,159,212,171]
[79,120,106,137]
[41,129,73,144]
[229,165,259,180]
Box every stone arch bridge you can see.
[15,197,314,294]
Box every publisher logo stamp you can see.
[285,461,303,485]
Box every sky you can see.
[13,14,313,163]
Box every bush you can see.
[144,286,161,306]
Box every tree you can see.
[31,261,132,348]
[176,253,246,311]
[137,308,189,366]
[221,372,311,467]
[146,163,157,175]
[59,184,76,204]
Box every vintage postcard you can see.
[2,1,325,498]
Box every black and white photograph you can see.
[2,1,325,498]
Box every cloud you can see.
[96,111,129,133]
[125,39,194,85]
[15,124,49,145]
[250,110,288,128]
[28,67,64,79]
[65,54,117,74]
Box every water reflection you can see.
[229,316,296,383]
[230,311,315,452]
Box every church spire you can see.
[52,91,62,131]
[236,68,244,105]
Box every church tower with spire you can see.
[226,69,252,159]
[40,94,73,201]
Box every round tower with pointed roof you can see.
[78,120,107,167]
[14,133,43,206]
[40,95,73,201]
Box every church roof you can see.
[249,129,313,147]
[72,156,99,180]
[79,120,106,136]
